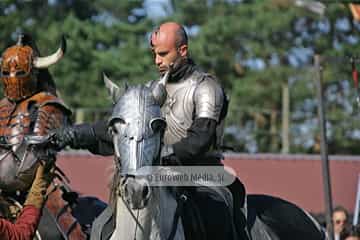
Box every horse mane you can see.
[108,160,121,209]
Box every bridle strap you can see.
[119,195,145,233]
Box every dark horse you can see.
[91,73,327,240]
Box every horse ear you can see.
[103,72,123,103]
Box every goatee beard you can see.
[159,57,186,76]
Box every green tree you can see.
[0,0,359,153]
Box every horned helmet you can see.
[0,34,66,101]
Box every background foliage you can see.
[1,0,360,154]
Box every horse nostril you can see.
[142,186,149,198]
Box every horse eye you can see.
[150,118,166,132]
[109,126,118,135]
[2,71,9,76]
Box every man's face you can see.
[150,26,187,76]
[333,211,347,234]
[151,40,179,76]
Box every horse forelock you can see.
[109,159,121,208]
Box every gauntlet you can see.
[51,124,97,150]
[24,164,54,209]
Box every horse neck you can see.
[111,187,185,240]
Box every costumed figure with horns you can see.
[0,34,87,239]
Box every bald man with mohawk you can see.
[148,21,248,240]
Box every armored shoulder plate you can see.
[162,70,224,145]
[194,74,224,121]
[31,92,72,135]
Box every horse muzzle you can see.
[120,176,151,210]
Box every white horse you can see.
[103,73,185,240]
[90,73,327,240]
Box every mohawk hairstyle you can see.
[149,24,188,49]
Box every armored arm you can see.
[30,102,70,162]
[169,118,218,165]
[32,104,69,136]
[52,121,114,156]
[194,76,224,121]
[32,97,113,155]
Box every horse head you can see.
[104,73,168,210]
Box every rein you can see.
[167,193,187,240]
[119,194,145,234]
[118,186,187,240]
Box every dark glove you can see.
[162,154,181,166]
[25,134,57,169]
[50,123,99,150]
[50,126,77,151]
[33,148,56,171]
[160,145,181,166]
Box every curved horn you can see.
[33,35,66,69]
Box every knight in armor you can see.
[51,22,248,240]
[0,34,72,236]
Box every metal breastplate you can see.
[161,70,226,148]
[0,98,36,192]
[162,71,202,145]
[0,93,70,193]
